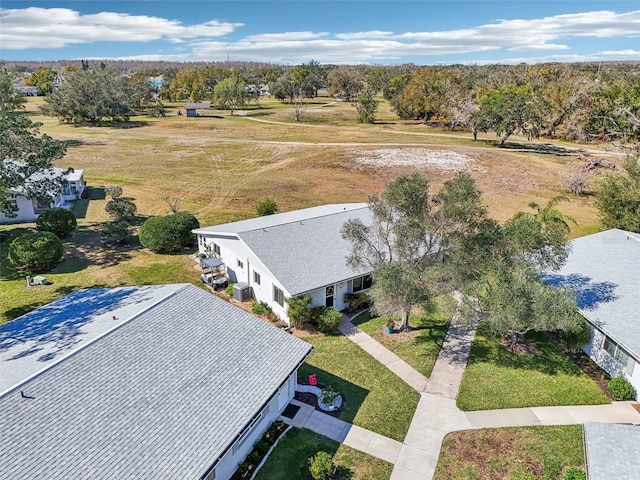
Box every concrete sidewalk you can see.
[339,317,429,392]
[339,314,640,480]
[423,321,477,400]
[282,399,403,464]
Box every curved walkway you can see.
[337,315,640,480]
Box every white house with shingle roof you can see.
[0,283,312,480]
[0,161,86,223]
[193,204,374,323]
[543,229,640,397]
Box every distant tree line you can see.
[8,60,640,141]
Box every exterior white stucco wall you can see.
[584,326,639,399]
[208,373,297,480]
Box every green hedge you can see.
[8,231,64,272]
[36,208,77,238]
[139,212,200,254]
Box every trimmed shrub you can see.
[608,377,635,400]
[317,307,342,335]
[105,198,137,220]
[138,212,200,254]
[8,231,63,272]
[36,208,77,238]
[307,451,333,480]
[105,185,123,200]
[559,320,591,353]
[252,301,272,315]
[562,467,586,480]
[225,282,236,296]
[256,197,278,216]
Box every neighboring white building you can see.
[193,204,374,323]
[0,163,86,223]
[0,283,312,480]
[543,229,640,398]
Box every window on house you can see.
[603,336,630,367]
[237,259,244,269]
[353,274,373,292]
[253,271,261,285]
[212,243,221,256]
[273,285,284,307]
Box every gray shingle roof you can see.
[543,229,640,359]
[240,207,372,295]
[584,422,640,480]
[0,284,312,479]
[193,204,372,296]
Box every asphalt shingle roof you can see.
[543,229,640,359]
[0,284,312,479]
[584,422,640,480]
[193,204,373,295]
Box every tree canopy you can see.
[343,172,581,342]
[0,66,67,217]
[594,155,640,233]
[342,172,486,331]
[41,68,149,123]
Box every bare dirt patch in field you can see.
[352,148,486,173]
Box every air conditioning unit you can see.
[233,282,252,302]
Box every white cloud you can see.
[243,31,328,41]
[335,31,394,40]
[0,7,243,49]
[1,6,638,64]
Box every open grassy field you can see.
[457,326,609,411]
[2,97,615,323]
[433,425,585,480]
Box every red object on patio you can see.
[308,374,317,385]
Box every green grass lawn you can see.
[255,427,392,480]
[457,325,609,411]
[352,297,454,377]
[434,425,585,480]
[297,333,420,442]
[0,224,202,324]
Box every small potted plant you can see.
[385,318,395,334]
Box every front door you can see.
[325,285,335,308]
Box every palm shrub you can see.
[287,295,312,328]
[139,212,200,254]
[8,231,63,272]
[608,377,635,400]
[36,208,77,238]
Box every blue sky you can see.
[1,1,639,64]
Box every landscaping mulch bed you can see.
[295,382,343,418]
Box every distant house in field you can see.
[543,229,640,397]
[15,85,38,96]
[184,102,211,117]
[0,283,312,480]
[193,204,374,323]
[583,422,640,480]
[0,162,85,224]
